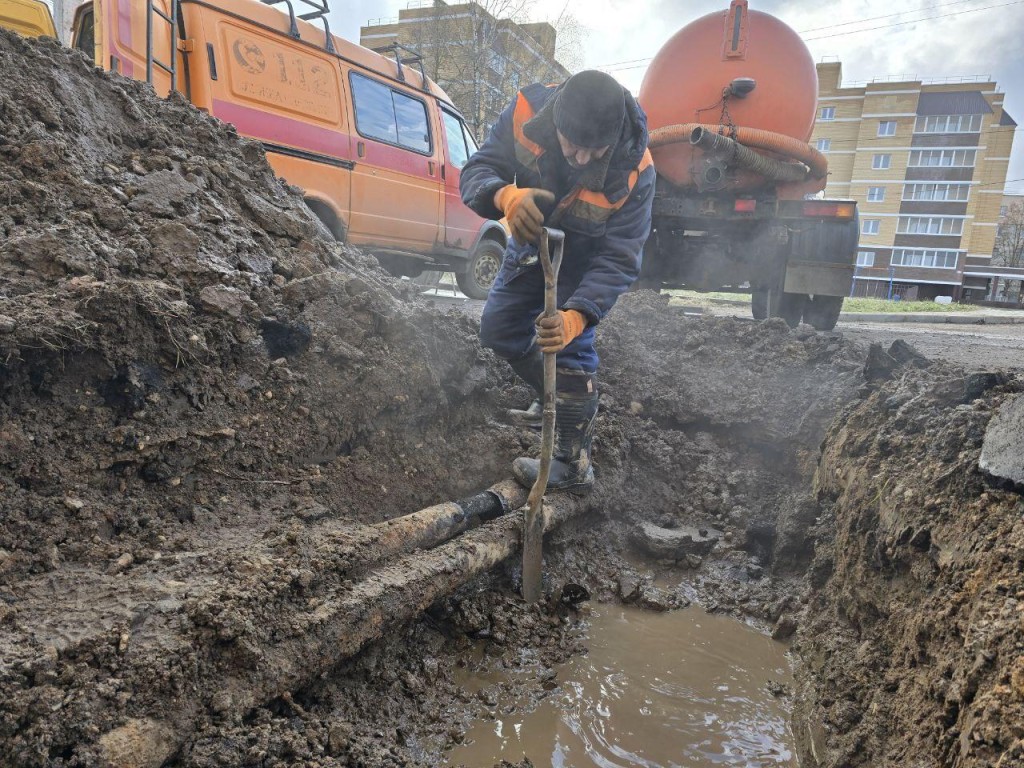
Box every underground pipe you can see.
[96,491,591,767]
[307,479,530,577]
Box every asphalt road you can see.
[417,287,1024,370]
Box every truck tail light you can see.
[734,198,756,213]
[802,201,856,219]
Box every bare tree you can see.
[994,201,1024,268]
[400,0,573,141]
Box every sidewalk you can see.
[701,297,1024,325]
[839,311,1024,325]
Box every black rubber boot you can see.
[508,399,542,428]
[507,348,544,428]
[512,369,598,494]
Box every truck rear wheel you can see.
[803,295,844,331]
[752,288,805,327]
[456,239,503,300]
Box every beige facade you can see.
[360,1,569,141]
[812,62,1016,300]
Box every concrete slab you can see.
[979,394,1024,486]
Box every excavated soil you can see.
[1,28,1022,768]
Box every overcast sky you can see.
[330,0,1024,192]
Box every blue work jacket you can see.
[460,82,656,324]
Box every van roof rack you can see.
[260,0,335,54]
[371,43,429,91]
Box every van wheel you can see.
[305,198,346,242]
[456,239,503,300]
[804,295,844,331]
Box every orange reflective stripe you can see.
[572,149,655,215]
[638,148,653,173]
[512,93,544,167]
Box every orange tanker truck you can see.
[636,0,857,329]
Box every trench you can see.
[4,28,1021,768]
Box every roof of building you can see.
[917,90,993,116]
[1000,110,1018,127]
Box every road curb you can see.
[839,312,1024,325]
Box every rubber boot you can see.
[508,399,542,428]
[512,368,598,494]
[507,348,544,428]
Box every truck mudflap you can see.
[783,210,859,298]
[783,259,855,297]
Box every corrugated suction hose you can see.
[649,123,829,184]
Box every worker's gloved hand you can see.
[535,309,587,353]
[494,185,556,245]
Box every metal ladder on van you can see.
[144,0,179,92]
[261,0,336,54]
[371,43,429,91]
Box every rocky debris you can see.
[771,614,798,641]
[979,392,1024,485]
[632,520,722,560]
[863,339,933,383]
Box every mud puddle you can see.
[446,605,796,767]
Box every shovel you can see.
[522,227,565,604]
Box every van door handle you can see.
[440,164,446,181]
[357,141,365,158]
[427,161,436,176]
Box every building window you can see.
[816,138,831,152]
[862,219,881,235]
[872,153,892,169]
[897,216,964,235]
[914,114,983,134]
[902,183,970,202]
[908,149,976,167]
[877,120,897,136]
[890,248,959,269]
[856,251,876,267]
[819,106,836,121]
[350,72,432,155]
[867,186,886,202]
[487,52,506,75]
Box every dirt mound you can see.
[793,368,1024,767]
[0,29,516,764]
[0,28,510,583]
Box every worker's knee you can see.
[479,304,533,361]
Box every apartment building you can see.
[812,62,1016,301]
[360,1,569,141]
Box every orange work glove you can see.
[536,309,587,353]
[494,184,556,246]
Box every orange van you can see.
[70,0,506,298]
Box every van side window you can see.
[350,72,431,155]
[441,110,470,169]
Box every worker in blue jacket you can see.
[460,70,655,494]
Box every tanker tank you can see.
[637,0,826,196]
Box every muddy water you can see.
[446,606,796,767]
